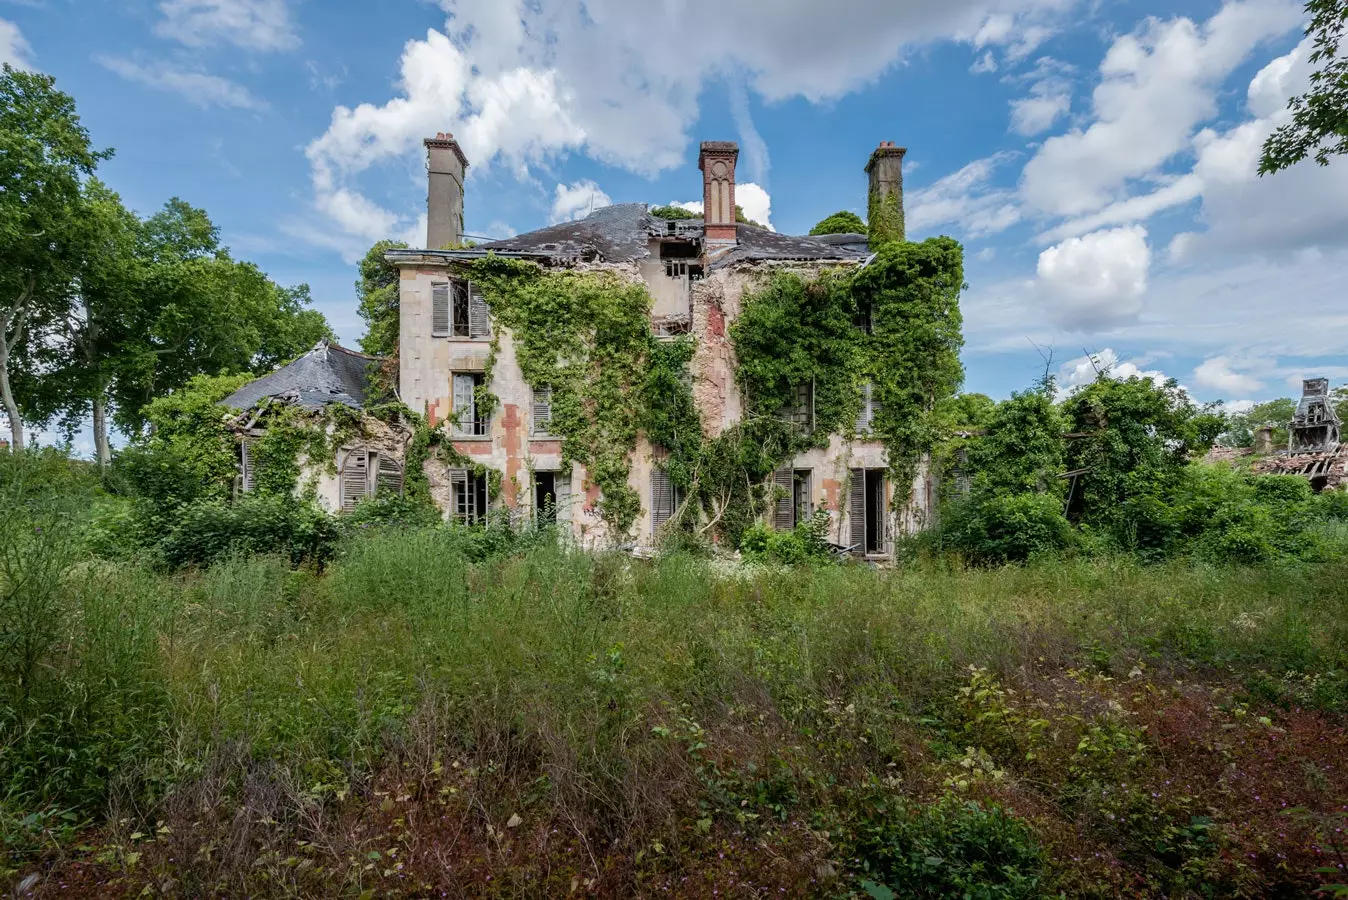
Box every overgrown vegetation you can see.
[5,449,1348,897]
[809,209,867,235]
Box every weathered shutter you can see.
[532,385,553,435]
[239,439,255,494]
[377,455,404,496]
[342,451,370,511]
[468,284,491,338]
[432,282,450,337]
[849,468,866,551]
[796,470,813,522]
[555,473,572,524]
[452,373,475,436]
[651,469,673,533]
[773,467,795,530]
[857,382,874,434]
[450,469,469,522]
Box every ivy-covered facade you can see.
[385,136,963,554]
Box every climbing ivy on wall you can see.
[469,257,654,533]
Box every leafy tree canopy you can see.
[1260,0,1348,173]
[649,205,698,221]
[1221,397,1297,449]
[809,210,867,236]
[356,239,407,358]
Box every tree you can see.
[809,210,866,236]
[1259,0,1348,173]
[734,205,766,229]
[356,239,407,358]
[0,65,111,450]
[649,205,698,221]
[968,388,1067,497]
[1220,397,1296,449]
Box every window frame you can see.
[450,469,490,525]
[451,371,491,439]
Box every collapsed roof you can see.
[222,341,375,412]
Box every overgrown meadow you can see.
[5,453,1348,899]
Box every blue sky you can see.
[5,0,1347,453]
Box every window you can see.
[772,467,813,530]
[856,382,881,434]
[452,372,491,437]
[665,260,689,278]
[432,280,492,339]
[848,468,887,555]
[534,470,571,526]
[531,385,553,436]
[341,449,404,511]
[780,381,814,431]
[450,469,490,524]
[650,468,686,534]
[854,300,873,334]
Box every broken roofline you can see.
[383,249,554,266]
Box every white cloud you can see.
[1058,348,1171,393]
[550,180,612,223]
[668,182,774,231]
[1036,225,1150,329]
[1019,0,1301,218]
[1224,399,1258,413]
[907,152,1021,237]
[301,0,1076,252]
[97,56,267,110]
[1009,73,1071,135]
[155,0,298,52]
[1192,355,1266,394]
[0,18,31,69]
[971,50,997,73]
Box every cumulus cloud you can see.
[667,182,774,231]
[1019,0,1301,218]
[97,56,267,110]
[1192,355,1266,395]
[1008,62,1073,135]
[907,153,1021,237]
[550,180,613,223]
[0,18,30,69]
[301,0,1076,251]
[1058,348,1171,393]
[1036,225,1150,329]
[155,0,299,52]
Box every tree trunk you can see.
[0,361,23,452]
[92,392,110,468]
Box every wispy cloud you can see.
[155,0,298,52]
[0,17,32,69]
[98,56,267,110]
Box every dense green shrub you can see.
[739,511,835,564]
[342,492,444,531]
[158,495,339,569]
[942,492,1075,564]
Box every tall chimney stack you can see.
[698,141,739,246]
[425,133,469,250]
[865,141,907,245]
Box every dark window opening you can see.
[660,240,698,259]
[450,281,471,337]
[535,471,557,525]
[854,300,873,334]
[865,469,885,554]
[452,470,489,524]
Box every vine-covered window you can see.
[452,372,490,438]
[856,382,881,434]
[779,381,814,431]
[341,449,403,511]
[450,469,489,524]
[531,385,553,436]
[650,468,685,533]
[772,467,813,530]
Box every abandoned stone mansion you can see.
[226,135,933,555]
[385,134,929,555]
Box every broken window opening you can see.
[849,467,888,556]
[451,469,490,525]
[772,467,814,530]
[854,300,873,334]
[452,372,491,438]
[432,279,491,339]
[780,381,815,432]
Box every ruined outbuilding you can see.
[1207,379,1348,493]
[384,133,935,555]
[221,341,412,511]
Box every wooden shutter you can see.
[532,385,553,435]
[468,284,491,338]
[555,473,572,524]
[849,468,866,551]
[342,451,371,511]
[239,439,255,494]
[773,467,795,530]
[857,382,874,434]
[450,469,469,522]
[377,455,404,496]
[651,469,673,533]
[432,282,450,336]
[452,373,476,437]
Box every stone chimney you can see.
[698,141,739,245]
[425,132,469,250]
[865,141,907,245]
[1253,426,1274,454]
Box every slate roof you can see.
[477,204,869,269]
[222,341,375,412]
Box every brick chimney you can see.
[865,141,907,245]
[425,132,469,250]
[698,141,739,245]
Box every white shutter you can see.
[532,385,553,435]
[857,382,874,434]
[555,473,572,525]
[342,451,371,511]
[468,284,491,338]
[849,468,866,551]
[432,282,450,337]
[450,469,469,523]
[377,455,404,496]
[239,439,255,494]
[452,374,476,437]
[773,467,795,530]
[651,469,674,533]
